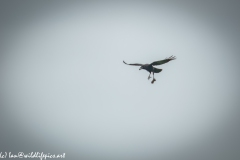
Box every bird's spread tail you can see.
[153,67,162,73]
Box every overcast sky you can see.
[1,1,240,160]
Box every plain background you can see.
[0,1,240,160]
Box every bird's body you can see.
[123,56,176,84]
[141,64,153,72]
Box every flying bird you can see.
[123,56,176,84]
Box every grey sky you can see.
[1,1,240,160]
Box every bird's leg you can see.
[151,72,156,84]
[148,72,151,80]
[153,72,156,81]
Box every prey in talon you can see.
[151,78,156,84]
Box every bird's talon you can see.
[151,78,156,84]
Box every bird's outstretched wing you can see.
[123,61,143,66]
[151,55,176,66]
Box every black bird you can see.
[123,56,176,84]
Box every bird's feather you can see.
[153,67,162,73]
[123,61,143,66]
[151,55,176,66]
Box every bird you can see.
[123,55,176,84]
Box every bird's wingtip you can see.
[169,55,176,60]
